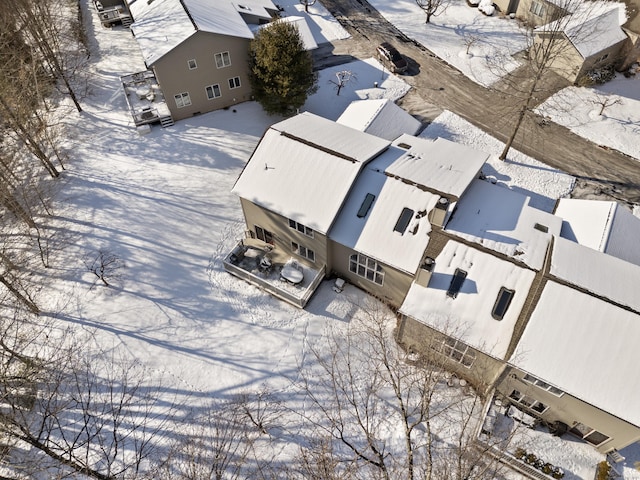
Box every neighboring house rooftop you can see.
[537,3,627,58]
[549,235,640,313]
[336,99,422,141]
[129,0,277,65]
[262,16,318,50]
[511,281,640,428]
[329,145,440,275]
[399,240,536,360]
[385,136,489,200]
[444,180,562,269]
[556,198,640,267]
[231,112,389,234]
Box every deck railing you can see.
[223,255,325,308]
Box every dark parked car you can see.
[376,42,408,74]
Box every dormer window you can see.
[394,208,414,234]
[447,268,467,298]
[492,287,514,320]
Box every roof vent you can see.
[534,223,548,233]
[397,142,412,149]
[436,197,449,210]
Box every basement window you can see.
[492,287,514,320]
[446,268,467,299]
[393,208,414,234]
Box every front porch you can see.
[223,238,326,308]
[121,70,174,130]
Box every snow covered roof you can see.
[337,99,422,141]
[329,146,439,275]
[556,198,640,267]
[549,235,640,313]
[385,136,489,200]
[537,3,627,59]
[231,112,390,234]
[273,17,318,51]
[444,180,562,269]
[129,0,276,65]
[511,281,640,428]
[399,241,536,360]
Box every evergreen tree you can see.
[249,20,317,116]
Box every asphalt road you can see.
[316,0,640,206]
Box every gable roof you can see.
[231,112,390,234]
[445,179,562,269]
[385,136,489,200]
[129,0,276,65]
[549,235,640,313]
[556,198,640,267]
[536,3,627,59]
[336,99,422,141]
[511,281,640,428]
[399,240,536,360]
[329,146,439,274]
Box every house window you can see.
[509,390,548,414]
[206,84,221,100]
[174,92,191,108]
[228,76,241,89]
[187,59,197,70]
[288,219,313,237]
[447,268,467,299]
[254,226,273,244]
[570,423,611,446]
[349,253,384,286]
[492,287,515,320]
[523,373,564,396]
[529,1,545,17]
[291,242,315,262]
[214,51,231,68]
[436,337,476,368]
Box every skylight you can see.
[393,208,414,234]
[492,287,515,320]
[446,269,467,299]
[357,193,376,218]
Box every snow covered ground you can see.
[29,0,640,477]
[366,0,640,163]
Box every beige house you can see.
[127,0,279,122]
[228,105,640,456]
[496,0,635,82]
[533,5,628,82]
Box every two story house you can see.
[127,0,279,121]
[228,103,640,456]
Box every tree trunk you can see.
[0,275,39,314]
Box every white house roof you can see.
[231,113,389,234]
[549,235,640,313]
[336,99,422,141]
[129,0,274,65]
[537,3,627,59]
[385,136,489,200]
[511,281,640,428]
[444,180,561,269]
[399,241,536,360]
[329,146,439,275]
[275,17,318,50]
[556,198,640,267]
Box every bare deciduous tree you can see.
[496,0,615,160]
[84,250,124,289]
[416,0,450,24]
[300,0,317,13]
[293,298,514,480]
